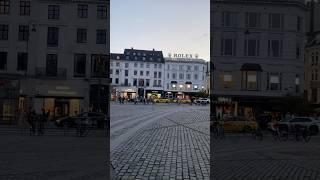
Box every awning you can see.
[171,81,177,84]
[185,81,192,84]
[241,63,262,72]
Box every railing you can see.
[35,67,67,79]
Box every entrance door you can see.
[55,99,69,118]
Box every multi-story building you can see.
[305,0,320,105]
[110,48,165,100]
[0,0,109,122]
[211,0,307,118]
[164,56,206,99]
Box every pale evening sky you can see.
[110,0,210,61]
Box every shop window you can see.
[220,73,233,89]
[268,73,280,90]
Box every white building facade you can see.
[0,0,109,122]
[164,57,206,99]
[110,49,165,100]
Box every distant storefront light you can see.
[179,84,183,88]
[172,84,176,88]
[187,85,191,88]
[193,85,197,89]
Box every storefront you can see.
[145,90,163,99]
[116,87,137,99]
[0,79,20,124]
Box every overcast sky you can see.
[111,0,210,61]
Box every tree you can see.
[194,90,209,98]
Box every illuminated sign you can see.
[168,53,199,59]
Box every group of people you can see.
[117,96,155,105]
[18,108,50,136]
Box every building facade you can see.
[0,0,109,123]
[305,0,320,105]
[110,48,165,100]
[211,0,307,118]
[164,57,206,99]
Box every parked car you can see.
[55,112,107,129]
[195,98,210,104]
[275,117,320,135]
[222,116,258,133]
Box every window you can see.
[172,73,176,79]
[159,64,162,68]
[154,71,157,78]
[221,38,236,56]
[125,70,128,76]
[194,74,198,80]
[124,79,128,86]
[77,28,87,43]
[0,24,8,40]
[146,71,150,76]
[295,75,300,93]
[242,71,258,91]
[91,54,108,77]
[194,65,199,71]
[296,43,301,59]
[20,0,30,16]
[158,72,161,78]
[179,65,183,71]
[312,88,317,103]
[74,54,86,77]
[153,80,157,87]
[17,52,28,71]
[269,13,284,29]
[96,29,106,44]
[138,79,144,86]
[0,0,10,14]
[154,64,157,68]
[146,79,150,87]
[115,78,119,84]
[78,4,88,18]
[222,12,237,27]
[125,63,129,68]
[179,73,184,79]
[18,25,29,41]
[221,73,232,89]
[140,63,144,68]
[158,80,161,87]
[47,27,59,47]
[134,70,137,75]
[187,65,191,71]
[97,5,107,19]
[48,5,59,19]
[133,78,137,86]
[297,16,302,31]
[0,52,7,70]
[268,39,283,57]
[245,12,260,28]
[116,69,119,75]
[268,73,280,90]
[46,54,58,76]
[187,74,191,80]
[167,65,170,70]
[146,63,150,68]
[134,63,138,67]
[245,39,260,56]
[116,62,120,67]
[140,71,143,76]
[110,69,113,74]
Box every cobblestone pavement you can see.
[212,135,320,180]
[111,104,320,180]
[111,104,210,180]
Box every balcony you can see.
[35,67,67,79]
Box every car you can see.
[55,112,107,129]
[195,98,210,105]
[275,117,320,135]
[219,116,258,133]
